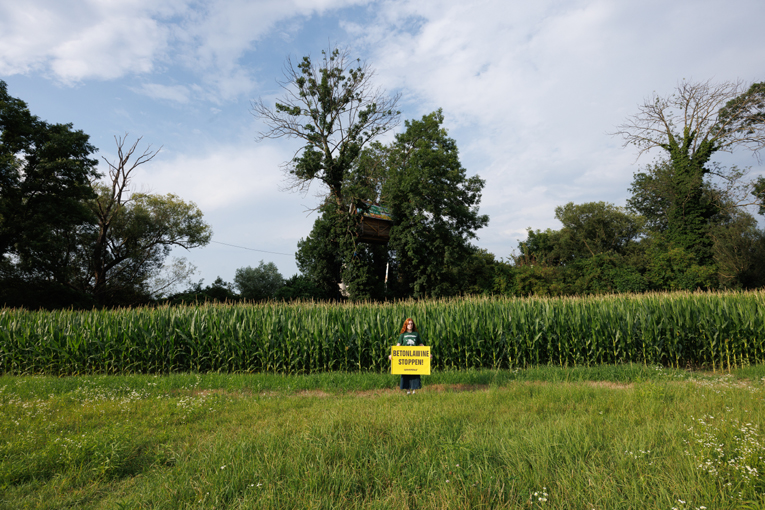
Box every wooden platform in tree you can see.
[356,202,393,244]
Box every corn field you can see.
[1,291,764,375]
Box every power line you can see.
[211,240,293,256]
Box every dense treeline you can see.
[3,57,765,309]
[251,52,765,302]
[2,292,764,375]
[0,81,211,310]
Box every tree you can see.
[754,176,765,215]
[167,276,237,305]
[76,191,211,304]
[615,79,765,262]
[148,257,198,298]
[709,210,765,289]
[0,83,212,308]
[0,80,98,282]
[56,135,212,305]
[552,201,645,261]
[383,110,489,298]
[252,47,400,205]
[295,202,348,300]
[518,202,643,266]
[274,274,329,301]
[253,47,400,297]
[234,261,285,301]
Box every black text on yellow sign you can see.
[391,346,431,375]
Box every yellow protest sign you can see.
[391,346,431,375]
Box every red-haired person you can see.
[397,317,425,394]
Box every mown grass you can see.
[2,365,764,509]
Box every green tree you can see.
[71,190,211,305]
[0,80,98,283]
[552,201,644,261]
[234,261,285,301]
[383,110,489,298]
[295,202,349,300]
[253,47,400,296]
[274,274,329,301]
[754,176,765,215]
[518,202,643,266]
[72,136,212,305]
[709,210,765,289]
[616,80,765,262]
[0,84,212,308]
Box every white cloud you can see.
[351,0,765,253]
[5,0,765,277]
[126,142,287,211]
[0,0,176,82]
[133,83,192,103]
[116,139,319,279]
[1,0,370,97]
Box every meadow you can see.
[2,292,765,508]
[2,365,765,509]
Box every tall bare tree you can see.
[615,80,765,160]
[78,135,211,303]
[252,47,400,298]
[89,135,161,296]
[615,80,765,261]
[252,46,400,207]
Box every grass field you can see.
[2,364,765,509]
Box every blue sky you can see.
[2,0,765,292]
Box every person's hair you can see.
[400,317,418,334]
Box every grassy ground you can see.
[2,365,765,509]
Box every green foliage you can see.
[3,291,765,375]
[518,202,643,270]
[715,81,765,147]
[234,261,284,301]
[456,248,497,295]
[4,368,765,509]
[618,80,765,264]
[78,191,211,305]
[710,210,765,289]
[384,110,489,298]
[0,80,98,285]
[256,48,400,298]
[0,85,211,309]
[280,48,399,197]
[663,127,717,262]
[644,246,717,291]
[295,203,348,301]
[754,175,765,215]
[166,276,238,305]
[274,274,330,301]
[627,159,675,233]
[553,201,644,260]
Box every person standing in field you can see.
[396,317,425,394]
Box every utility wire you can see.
[211,240,293,256]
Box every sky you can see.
[2,0,765,292]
